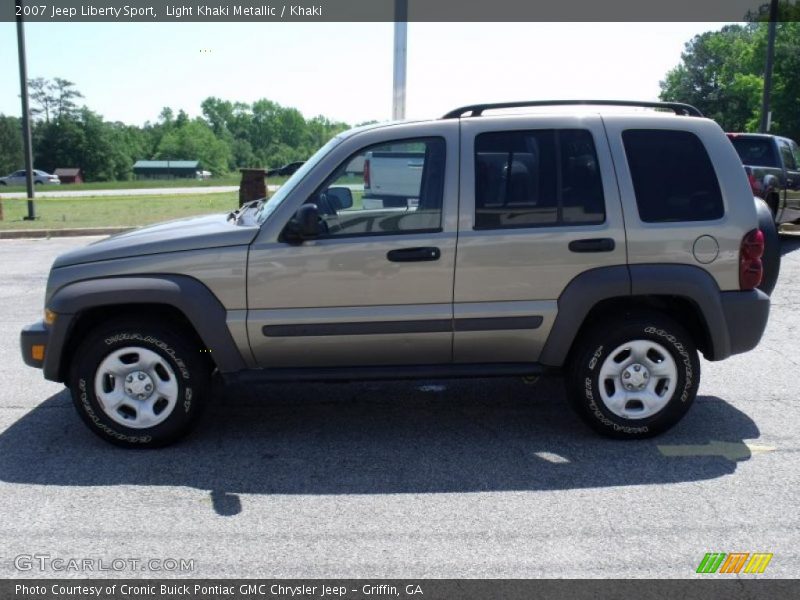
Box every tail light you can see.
[363,158,370,189]
[747,172,760,194]
[739,229,764,290]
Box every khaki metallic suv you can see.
[21,100,771,447]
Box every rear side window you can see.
[474,129,605,229]
[730,137,780,167]
[622,130,724,223]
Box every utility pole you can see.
[392,0,408,120]
[759,0,779,133]
[16,0,36,219]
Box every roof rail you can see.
[442,100,704,119]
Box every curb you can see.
[0,227,133,239]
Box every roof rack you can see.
[442,100,704,119]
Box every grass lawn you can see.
[0,192,239,230]
[0,175,289,194]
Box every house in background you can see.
[54,168,83,184]
[133,160,202,180]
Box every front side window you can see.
[474,129,605,230]
[307,137,445,238]
[791,141,800,169]
[779,140,797,170]
[623,129,724,223]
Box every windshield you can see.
[254,135,344,225]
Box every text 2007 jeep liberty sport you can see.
[21,100,771,447]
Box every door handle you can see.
[387,247,441,262]
[568,238,616,253]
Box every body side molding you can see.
[262,316,544,337]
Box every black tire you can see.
[68,318,210,448]
[765,193,779,220]
[755,197,781,296]
[566,311,700,439]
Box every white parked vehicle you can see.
[0,169,60,186]
[363,147,425,209]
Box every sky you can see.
[0,22,731,126]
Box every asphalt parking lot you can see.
[0,234,798,578]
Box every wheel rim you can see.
[597,339,678,420]
[93,346,179,429]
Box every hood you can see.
[52,213,259,268]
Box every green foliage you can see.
[0,115,24,175]
[1,78,354,182]
[200,96,350,170]
[156,118,231,176]
[28,77,83,123]
[660,21,800,141]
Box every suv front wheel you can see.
[566,311,700,439]
[68,318,210,448]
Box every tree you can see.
[27,77,84,123]
[51,78,84,121]
[28,77,55,123]
[156,118,231,176]
[660,22,800,141]
[15,75,355,181]
[0,115,24,174]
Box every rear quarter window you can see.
[622,129,724,223]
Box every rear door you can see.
[453,115,626,363]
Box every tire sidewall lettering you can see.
[77,377,152,444]
[644,326,694,403]
[103,333,190,380]
[582,323,696,434]
[77,331,195,442]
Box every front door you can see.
[246,127,459,369]
[779,138,800,223]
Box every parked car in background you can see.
[727,133,800,225]
[0,169,60,186]
[266,161,305,177]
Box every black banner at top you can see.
[2,0,800,23]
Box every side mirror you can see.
[283,203,321,243]
[326,186,353,210]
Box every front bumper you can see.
[20,320,49,369]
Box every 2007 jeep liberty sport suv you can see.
[20,100,772,448]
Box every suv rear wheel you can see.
[566,311,700,439]
[68,318,210,448]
